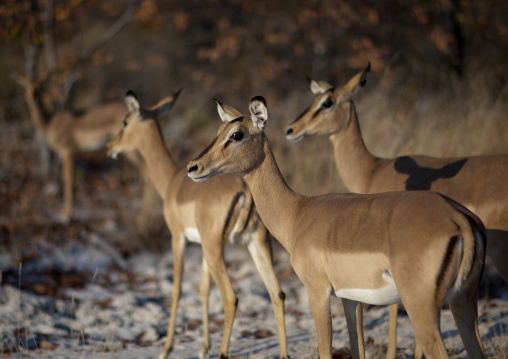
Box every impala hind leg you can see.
[159,233,186,359]
[449,235,486,359]
[202,244,237,359]
[247,227,288,358]
[400,298,448,358]
[199,257,211,358]
[342,298,365,359]
[485,229,508,285]
[449,290,486,359]
[387,304,423,359]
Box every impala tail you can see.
[439,206,486,302]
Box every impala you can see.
[285,63,508,357]
[12,73,161,224]
[187,96,487,359]
[107,91,288,359]
[12,1,141,224]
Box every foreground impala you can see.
[187,96,487,359]
[12,73,157,224]
[107,91,288,359]
[285,63,508,357]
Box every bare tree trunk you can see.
[450,0,465,78]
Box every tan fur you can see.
[187,97,487,359]
[13,74,156,224]
[286,64,508,358]
[107,91,288,359]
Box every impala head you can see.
[285,63,370,141]
[107,89,181,159]
[187,96,268,182]
[11,71,39,99]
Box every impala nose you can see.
[188,164,198,174]
[286,128,294,136]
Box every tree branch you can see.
[74,0,141,69]
[44,0,57,74]
[57,0,141,109]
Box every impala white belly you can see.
[335,271,401,305]
[184,228,201,244]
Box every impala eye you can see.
[322,97,334,108]
[231,132,244,141]
[122,117,128,127]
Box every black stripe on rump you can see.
[435,235,460,300]
[222,191,244,240]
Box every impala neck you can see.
[136,122,179,196]
[243,136,302,252]
[330,102,380,194]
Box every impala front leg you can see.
[247,226,289,358]
[202,243,237,359]
[307,289,333,359]
[386,304,398,359]
[342,298,365,359]
[160,233,185,359]
[199,257,211,358]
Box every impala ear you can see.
[214,98,241,122]
[147,88,183,117]
[344,62,370,95]
[125,90,141,117]
[249,96,267,131]
[308,77,333,95]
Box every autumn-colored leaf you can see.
[174,12,189,31]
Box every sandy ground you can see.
[1,230,507,359]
